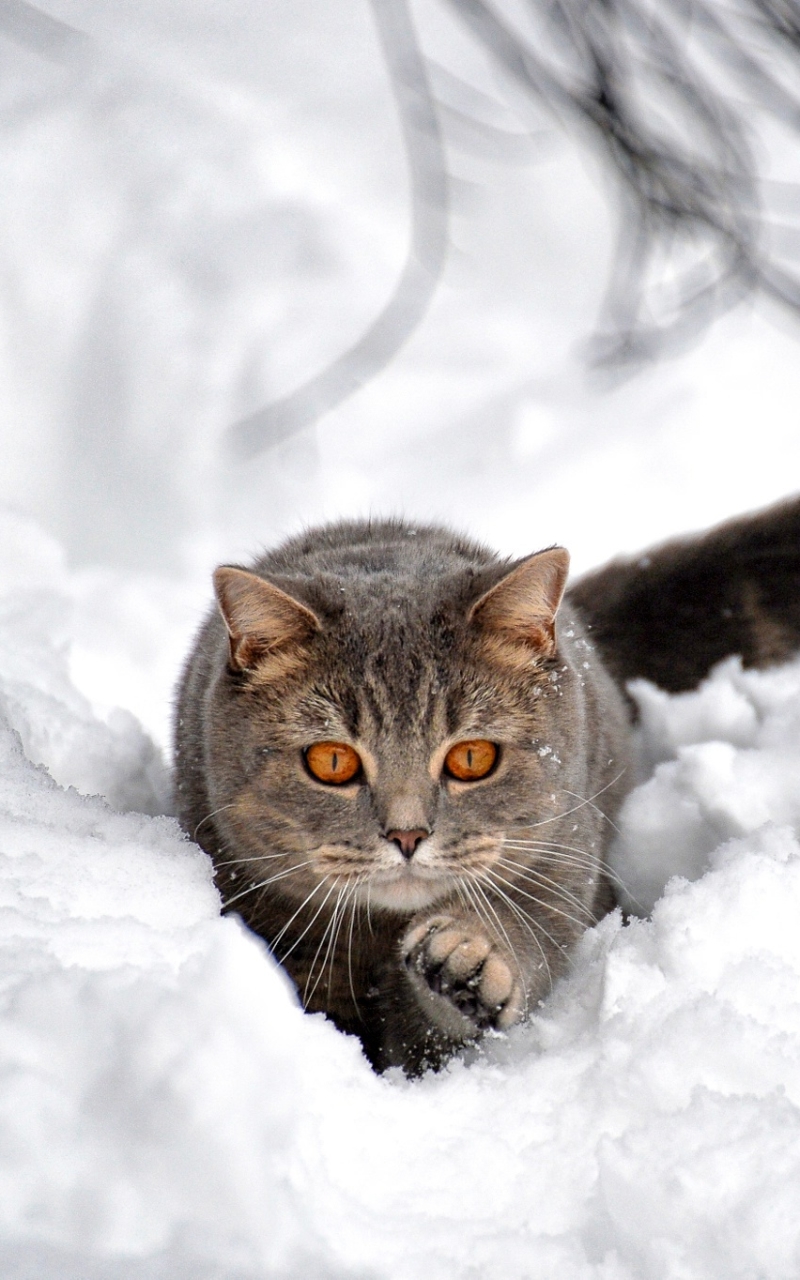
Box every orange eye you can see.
[305,741,362,785]
[443,739,498,781]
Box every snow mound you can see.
[3,524,800,1277]
[0,513,169,814]
[611,655,800,913]
[0,706,360,1277]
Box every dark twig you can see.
[443,0,800,361]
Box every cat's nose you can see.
[386,828,430,861]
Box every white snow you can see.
[611,657,800,915]
[5,593,800,1277]
[2,0,800,1275]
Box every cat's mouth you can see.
[359,866,450,912]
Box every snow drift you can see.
[3,510,800,1279]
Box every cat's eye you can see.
[443,739,498,781]
[305,741,362,785]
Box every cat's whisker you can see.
[477,874,558,996]
[220,860,318,911]
[503,837,601,856]
[488,867,595,935]
[274,877,335,962]
[453,878,471,916]
[303,879,345,1009]
[478,872,552,955]
[213,851,294,869]
[501,840,637,903]
[324,882,356,1008]
[467,877,531,1014]
[560,785,623,835]
[512,852,639,910]
[510,770,627,834]
[321,874,365,1009]
[337,881,364,1008]
[473,877,549,1004]
[494,856,599,923]
[193,803,235,841]
[458,878,500,971]
[346,879,365,1013]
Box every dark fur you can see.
[568,497,800,694]
[174,498,800,1073]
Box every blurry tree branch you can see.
[227,0,800,457]
[4,1,798,456]
[0,0,91,61]
[445,0,800,361]
[226,0,449,460]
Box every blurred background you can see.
[2,0,800,751]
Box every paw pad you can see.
[403,914,525,1033]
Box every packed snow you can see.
[2,1,800,1277]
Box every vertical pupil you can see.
[466,749,473,770]
[331,751,339,773]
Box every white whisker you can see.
[495,856,599,922]
[468,877,531,1012]
[346,880,364,1012]
[221,859,317,911]
[508,770,627,834]
[274,877,334,961]
[304,880,345,1008]
[501,840,637,904]
[193,803,235,841]
[560,785,622,835]
[475,876,551,998]
[489,866,592,935]
[213,851,293,869]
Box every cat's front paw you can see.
[402,914,525,1038]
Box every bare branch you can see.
[443,0,800,362]
[226,0,450,460]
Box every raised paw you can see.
[402,914,525,1038]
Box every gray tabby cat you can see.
[174,500,800,1073]
[174,518,631,1072]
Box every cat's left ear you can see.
[468,547,569,657]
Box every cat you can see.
[174,496,800,1074]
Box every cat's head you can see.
[205,541,576,916]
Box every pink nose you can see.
[386,829,429,861]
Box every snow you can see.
[2,0,800,1275]
[5,597,800,1278]
[611,657,800,915]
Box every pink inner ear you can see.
[213,567,319,670]
[468,547,570,652]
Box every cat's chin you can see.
[359,873,448,913]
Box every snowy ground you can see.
[2,2,800,1276]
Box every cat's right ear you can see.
[213,567,320,672]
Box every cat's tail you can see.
[567,495,800,695]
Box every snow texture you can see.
[2,0,800,1275]
[4,523,800,1278]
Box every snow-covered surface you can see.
[2,1,800,1275]
[5,527,800,1278]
